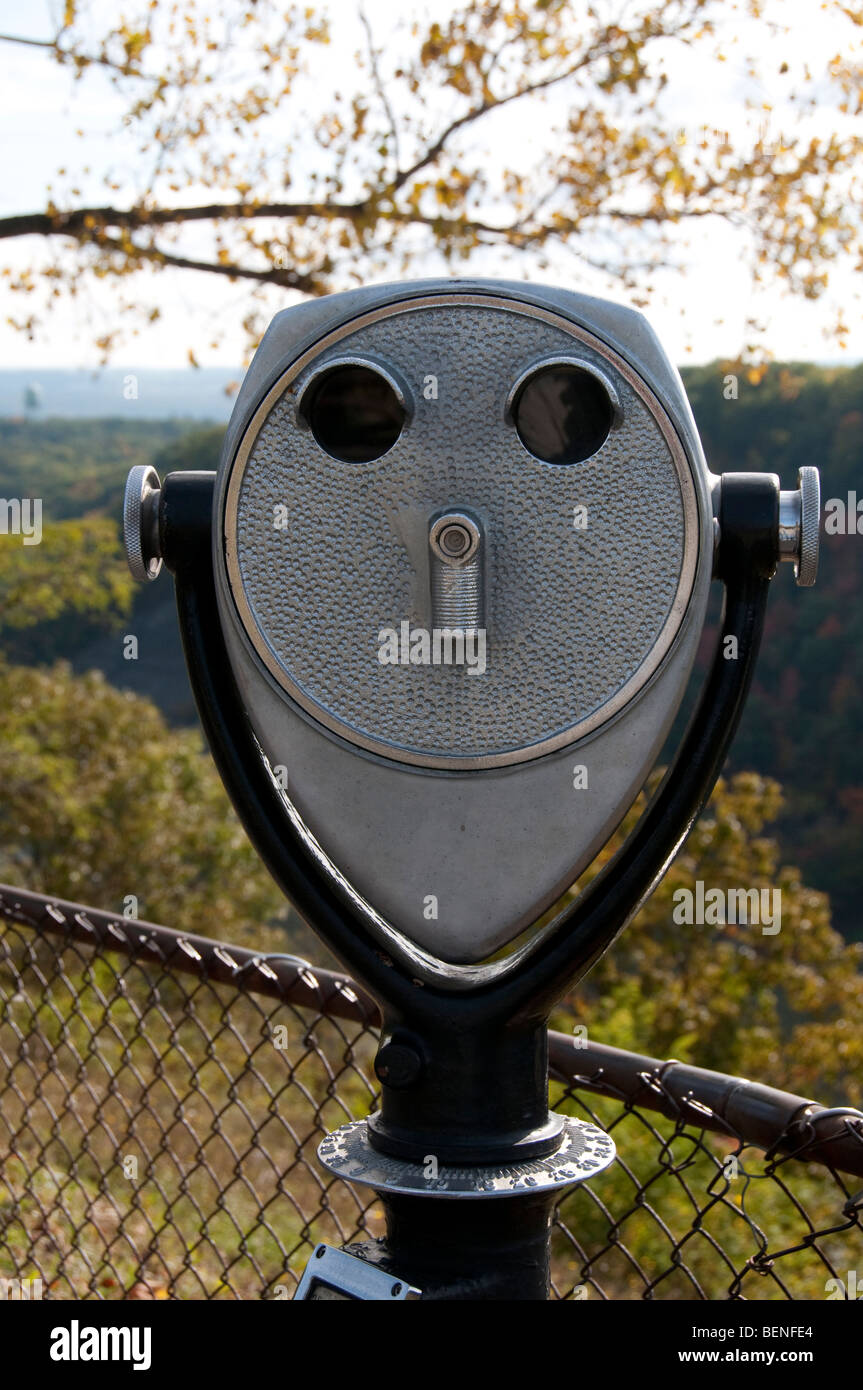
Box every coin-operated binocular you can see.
[124,279,819,1300]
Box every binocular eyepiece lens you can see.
[512,362,615,465]
[303,363,406,463]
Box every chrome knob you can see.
[778,466,820,587]
[428,510,484,629]
[123,465,163,582]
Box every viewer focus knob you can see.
[124,465,163,582]
[778,466,820,587]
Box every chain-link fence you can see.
[1,882,861,1301]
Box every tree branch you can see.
[384,11,697,199]
[93,235,321,293]
[0,191,732,286]
[0,200,368,241]
[0,29,153,79]
[388,52,605,196]
[0,33,56,50]
[358,3,401,174]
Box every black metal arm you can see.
[163,469,777,1162]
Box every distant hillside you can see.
[0,420,224,723]
[0,362,861,939]
[684,362,863,940]
[0,368,237,421]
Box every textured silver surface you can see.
[238,622,707,968]
[796,465,820,587]
[213,280,715,966]
[429,511,484,629]
[123,465,162,582]
[224,298,697,767]
[317,1115,616,1197]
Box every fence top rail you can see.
[2,880,862,1181]
[548,1033,863,1181]
[0,881,380,1026]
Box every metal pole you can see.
[359,1191,561,1301]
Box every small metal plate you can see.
[294,1243,420,1300]
[317,1116,615,1198]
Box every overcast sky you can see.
[0,0,860,368]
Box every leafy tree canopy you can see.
[0,516,133,632]
[0,656,290,946]
[1,0,862,357]
[564,771,863,1105]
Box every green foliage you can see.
[0,418,191,520]
[0,517,134,632]
[151,425,225,475]
[0,967,377,1297]
[558,771,863,1105]
[0,657,289,947]
[682,360,863,937]
[0,420,223,665]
